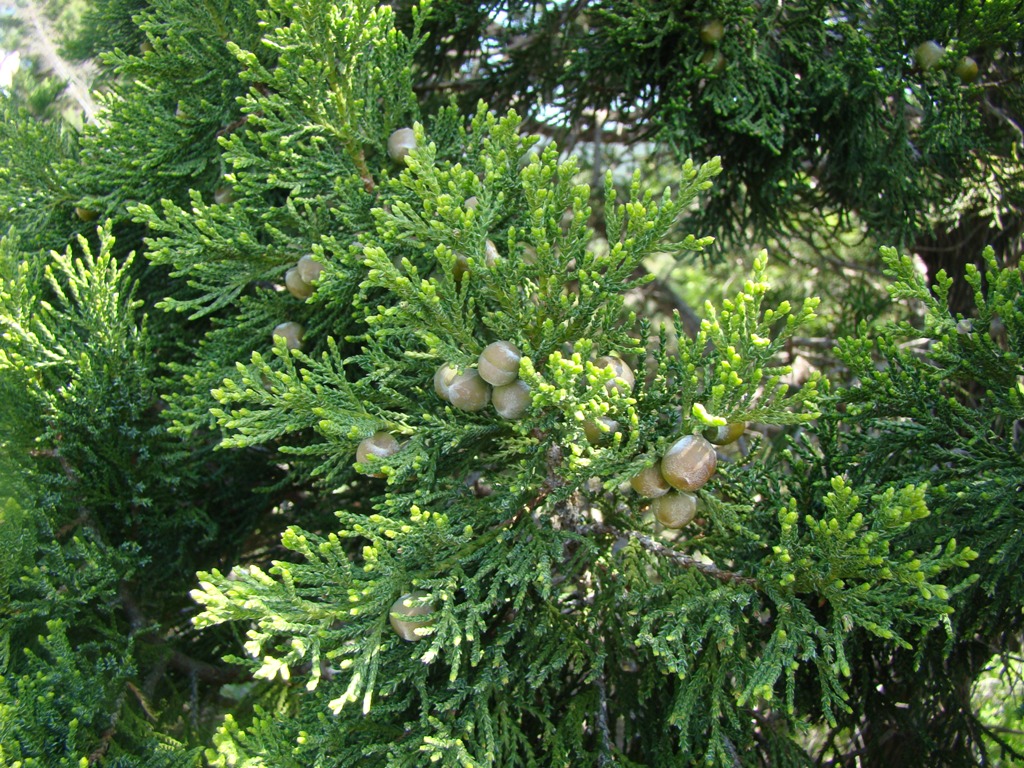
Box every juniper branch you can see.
[586,522,759,588]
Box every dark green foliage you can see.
[408,1,1024,266]
[835,246,1023,632]
[61,0,149,61]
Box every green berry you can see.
[652,491,698,529]
[595,355,635,395]
[285,267,313,300]
[355,431,400,477]
[630,461,671,498]
[915,40,945,70]
[700,19,725,45]
[702,422,745,445]
[479,341,522,386]
[272,321,304,351]
[660,435,717,491]
[955,56,979,83]
[700,48,726,74]
[493,379,531,419]
[389,591,435,641]
[387,127,416,165]
[448,369,491,412]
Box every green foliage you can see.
[0,524,202,767]
[834,245,1024,630]
[74,0,267,215]
[0,0,1020,765]
[0,103,83,251]
[781,245,1024,762]
[60,0,148,60]
[187,105,969,760]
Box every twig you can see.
[977,720,1024,763]
[15,1,100,122]
[215,113,250,138]
[595,673,614,766]
[31,447,93,537]
[585,523,759,588]
[635,266,702,338]
[87,689,125,765]
[981,95,1024,149]
[723,733,743,768]
[119,583,243,685]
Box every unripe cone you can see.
[389,591,435,641]
[272,321,304,350]
[479,341,521,386]
[956,56,979,83]
[700,19,725,45]
[356,431,400,477]
[660,434,717,491]
[448,370,491,412]
[703,422,745,445]
[595,355,635,395]
[434,363,458,401]
[584,416,621,445]
[75,206,99,222]
[285,267,313,300]
[915,40,945,70]
[652,491,698,528]
[387,127,416,165]
[701,48,727,74]
[493,379,531,419]
[296,254,323,284]
[630,461,671,498]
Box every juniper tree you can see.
[0,1,1019,766]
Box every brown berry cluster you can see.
[434,341,530,419]
[630,423,745,529]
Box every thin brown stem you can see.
[15,1,100,122]
[119,583,243,685]
[586,522,759,588]
[87,690,125,765]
